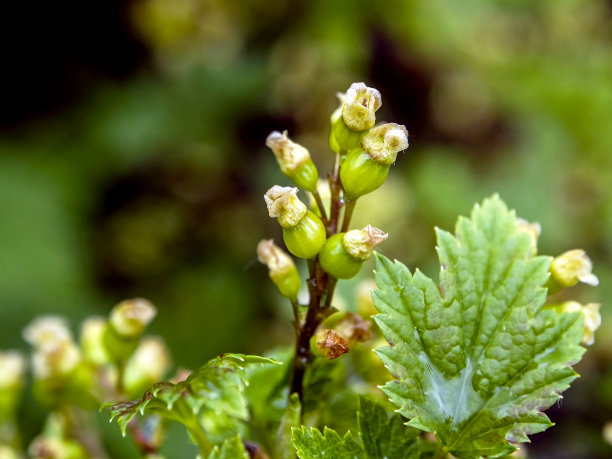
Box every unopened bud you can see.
[23,316,72,349]
[361,123,409,166]
[343,225,388,261]
[264,186,307,228]
[559,301,601,346]
[341,83,382,131]
[124,337,171,395]
[266,131,318,192]
[356,279,378,318]
[257,239,301,300]
[549,249,599,292]
[319,226,387,279]
[109,298,157,339]
[516,218,541,256]
[80,317,110,365]
[0,350,25,390]
[334,312,373,347]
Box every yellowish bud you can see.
[124,337,171,394]
[559,301,601,346]
[603,421,612,446]
[361,123,409,166]
[80,317,110,365]
[257,239,301,299]
[23,316,81,380]
[264,186,307,228]
[266,130,311,175]
[341,83,382,131]
[516,218,541,256]
[0,350,26,390]
[343,225,388,261]
[550,249,599,290]
[109,298,157,339]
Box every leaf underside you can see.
[373,195,586,458]
[107,353,279,437]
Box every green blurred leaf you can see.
[291,426,363,459]
[357,396,421,459]
[373,195,586,458]
[207,435,249,459]
[107,353,279,437]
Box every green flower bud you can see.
[265,186,326,258]
[257,239,301,300]
[319,225,388,279]
[341,82,382,132]
[109,298,157,339]
[516,218,541,256]
[124,337,171,396]
[0,350,26,417]
[80,317,110,365]
[558,301,601,346]
[266,131,319,192]
[549,249,599,293]
[282,211,326,259]
[340,123,408,199]
[330,105,365,154]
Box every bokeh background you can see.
[1,0,611,457]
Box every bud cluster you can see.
[258,82,407,399]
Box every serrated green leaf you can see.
[106,353,279,438]
[291,427,363,459]
[276,393,301,459]
[357,396,421,459]
[207,435,249,459]
[373,195,586,458]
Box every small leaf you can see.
[373,195,586,458]
[106,353,279,439]
[357,396,421,459]
[208,435,249,459]
[291,426,363,459]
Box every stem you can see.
[340,199,356,233]
[186,422,213,457]
[290,299,301,335]
[433,444,448,459]
[312,190,328,224]
[326,154,342,235]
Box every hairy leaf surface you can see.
[373,195,585,458]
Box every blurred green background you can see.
[1,0,611,457]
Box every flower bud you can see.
[265,186,307,228]
[124,337,171,395]
[319,225,388,279]
[340,123,408,199]
[516,218,541,256]
[559,301,601,346]
[109,298,157,339]
[330,105,365,154]
[257,239,301,300]
[549,249,599,293]
[360,123,409,166]
[0,350,26,417]
[23,316,81,381]
[265,186,326,258]
[341,83,382,132]
[266,131,319,192]
[80,317,110,365]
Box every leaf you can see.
[276,393,302,459]
[107,353,279,437]
[357,396,421,459]
[291,426,363,459]
[208,435,249,459]
[373,195,586,458]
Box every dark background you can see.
[1,1,611,457]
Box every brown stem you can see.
[326,154,343,236]
[340,199,356,233]
[312,190,328,224]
